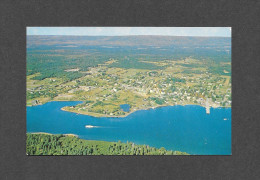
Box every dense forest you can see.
[26,134,188,155]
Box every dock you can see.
[206,106,210,114]
[205,98,210,114]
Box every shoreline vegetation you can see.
[32,132,78,137]
[26,133,189,155]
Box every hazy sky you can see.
[27,27,231,37]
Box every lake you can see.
[27,101,231,155]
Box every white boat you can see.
[85,125,94,128]
[223,118,228,121]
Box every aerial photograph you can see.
[26,27,231,155]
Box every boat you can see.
[85,125,94,128]
[223,118,227,121]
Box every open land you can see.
[26,36,231,117]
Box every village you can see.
[27,58,231,117]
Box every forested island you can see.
[26,133,188,155]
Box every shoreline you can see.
[31,132,78,137]
[28,132,114,143]
[27,99,231,118]
[60,102,230,118]
[61,106,136,118]
[26,99,84,107]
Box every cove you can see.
[26,101,231,155]
[120,104,131,112]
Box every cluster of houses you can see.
[28,64,231,115]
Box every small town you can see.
[27,58,231,117]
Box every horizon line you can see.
[27,35,231,38]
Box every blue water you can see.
[120,104,131,112]
[27,101,231,155]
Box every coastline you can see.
[26,99,84,107]
[28,132,115,143]
[31,132,78,137]
[60,106,135,118]
[60,102,230,118]
[27,99,231,118]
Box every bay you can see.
[27,101,231,155]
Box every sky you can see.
[27,27,231,37]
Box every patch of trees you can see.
[208,63,231,75]
[182,69,202,74]
[26,52,109,80]
[149,97,165,105]
[165,77,186,84]
[26,134,188,155]
[26,91,42,99]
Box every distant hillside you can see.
[27,35,231,49]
